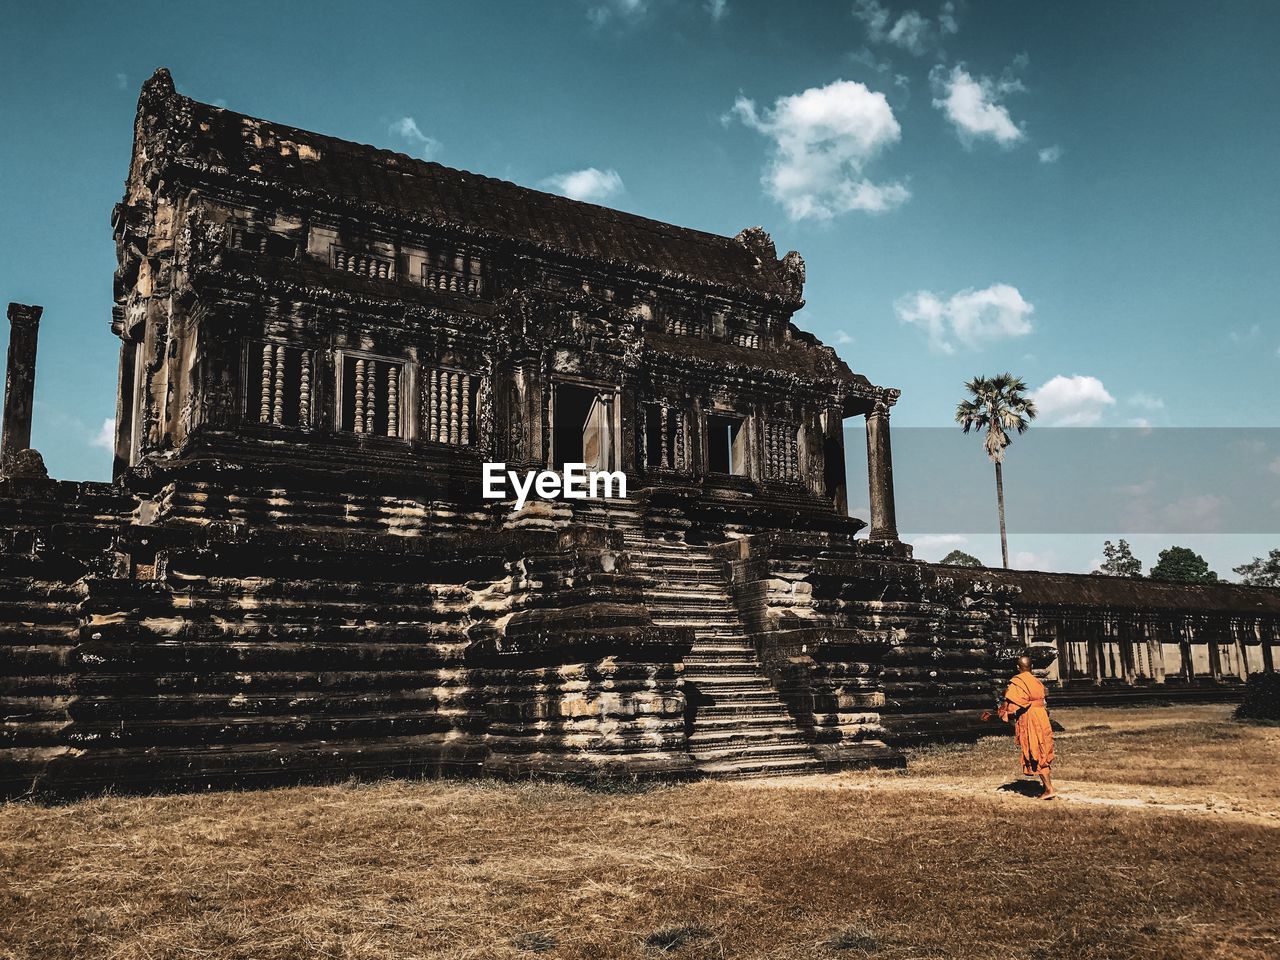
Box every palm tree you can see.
[955,374,1037,569]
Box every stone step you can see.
[697,755,822,778]
[689,726,810,747]
[686,660,762,675]
[692,707,795,726]
[650,615,743,627]
[691,743,817,765]
[684,663,769,676]
[645,593,732,607]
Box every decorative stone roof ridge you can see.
[136,69,803,309]
[190,252,500,325]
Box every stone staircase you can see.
[621,532,821,778]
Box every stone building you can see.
[1,70,1276,795]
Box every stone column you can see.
[864,396,899,541]
[2,303,42,468]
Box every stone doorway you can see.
[552,381,616,471]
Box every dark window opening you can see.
[707,413,748,476]
[554,383,614,471]
[340,355,403,438]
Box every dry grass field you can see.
[2,704,1277,960]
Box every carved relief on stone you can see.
[733,226,777,262]
[506,381,524,460]
[778,250,806,300]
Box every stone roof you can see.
[140,70,801,307]
[957,566,1280,616]
[644,330,873,390]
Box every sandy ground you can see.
[1,703,1276,960]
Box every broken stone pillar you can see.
[865,397,899,541]
[2,303,42,471]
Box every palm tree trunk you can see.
[995,460,1008,569]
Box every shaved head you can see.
[1018,655,1034,672]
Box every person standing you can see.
[997,655,1056,799]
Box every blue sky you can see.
[1,1,1277,575]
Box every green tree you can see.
[1095,539,1143,577]
[1233,548,1280,587]
[955,374,1037,569]
[940,549,982,567]
[1149,546,1218,583]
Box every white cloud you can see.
[849,47,892,74]
[115,72,128,91]
[1229,323,1261,343]
[1038,145,1062,164]
[389,117,441,159]
[1128,392,1165,411]
[1012,549,1055,571]
[91,418,115,451]
[909,533,968,561]
[730,79,909,220]
[707,0,727,20]
[895,283,1034,353]
[1118,479,1155,497]
[588,0,647,26]
[832,329,855,345]
[1268,457,1280,476]
[887,10,930,54]
[541,167,625,203]
[1031,375,1116,426]
[1163,494,1224,533]
[938,1,958,35]
[853,1,958,55]
[931,64,1025,146]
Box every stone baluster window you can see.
[644,403,688,470]
[334,249,394,280]
[339,354,405,438]
[251,341,313,430]
[233,228,298,259]
[764,420,799,481]
[731,330,761,349]
[423,247,486,298]
[666,314,703,338]
[422,367,478,445]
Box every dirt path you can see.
[741,771,1280,827]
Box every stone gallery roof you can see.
[142,70,800,306]
[975,567,1280,616]
[644,330,873,389]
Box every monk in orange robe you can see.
[997,655,1056,799]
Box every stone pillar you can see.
[2,303,42,468]
[1146,621,1166,684]
[864,397,899,541]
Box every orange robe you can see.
[997,671,1054,776]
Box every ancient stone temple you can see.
[1,70,1277,795]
